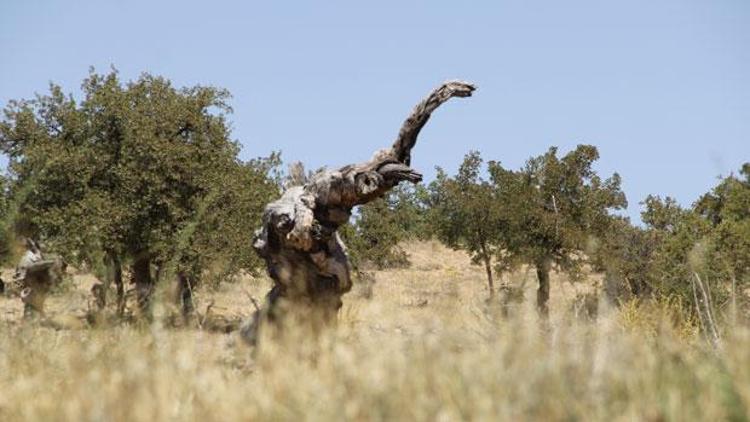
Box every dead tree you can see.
[14,239,66,319]
[244,81,476,342]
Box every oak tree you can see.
[429,151,508,297]
[489,145,627,315]
[0,69,277,317]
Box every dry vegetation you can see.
[0,241,748,421]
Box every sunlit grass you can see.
[0,241,748,421]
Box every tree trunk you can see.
[479,241,494,297]
[245,81,476,343]
[132,254,153,317]
[20,261,58,319]
[484,256,494,297]
[112,254,124,316]
[96,254,111,310]
[176,271,195,319]
[535,258,551,318]
[21,273,50,319]
[154,261,164,284]
[101,251,124,315]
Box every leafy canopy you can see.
[0,69,278,282]
[489,145,627,274]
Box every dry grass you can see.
[0,240,749,421]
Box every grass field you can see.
[0,241,748,421]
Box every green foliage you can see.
[695,165,750,285]
[639,164,750,321]
[343,200,407,271]
[428,146,626,302]
[0,68,278,286]
[342,184,428,270]
[489,145,627,275]
[640,196,711,301]
[0,174,10,262]
[593,216,657,302]
[190,155,281,284]
[389,183,433,241]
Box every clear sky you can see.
[1,0,748,222]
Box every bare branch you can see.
[694,273,721,349]
[391,80,476,165]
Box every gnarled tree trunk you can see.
[244,81,476,343]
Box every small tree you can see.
[643,164,750,322]
[390,183,433,241]
[342,194,410,271]
[339,181,433,272]
[429,151,507,297]
[694,163,750,286]
[591,216,656,303]
[641,195,711,302]
[489,145,627,315]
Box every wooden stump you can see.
[19,259,62,319]
[244,81,476,343]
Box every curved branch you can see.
[391,80,476,165]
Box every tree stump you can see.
[244,81,476,343]
[17,258,64,319]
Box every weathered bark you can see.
[15,239,65,319]
[535,258,551,318]
[246,81,475,342]
[20,261,56,319]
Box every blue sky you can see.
[1,0,748,222]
